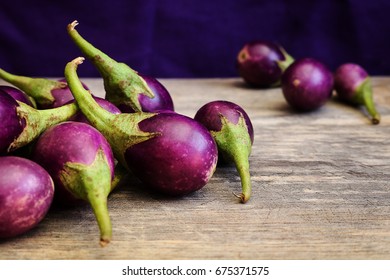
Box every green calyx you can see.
[67,20,154,112]
[8,101,78,153]
[0,68,66,108]
[64,57,158,169]
[211,113,252,203]
[59,148,113,247]
[352,77,380,125]
[271,47,294,87]
[276,47,294,73]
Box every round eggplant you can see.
[281,58,333,111]
[0,156,54,238]
[237,40,294,87]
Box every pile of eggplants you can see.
[0,20,256,246]
[4,19,380,246]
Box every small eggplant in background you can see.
[281,58,334,112]
[237,40,294,87]
[334,63,380,124]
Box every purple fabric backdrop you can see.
[0,0,389,78]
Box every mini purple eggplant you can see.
[0,85,36,107]
[0,156,54,238]
[194,101,254,203]
[334,63,380,124]
[67,20,156,112]
[65,57,218,196]
[118,74,174,113]
[0,68,88,109]
[237,40,294,87]
[0,93,78,155]
[281,58,334,111]
[31,121,115,246]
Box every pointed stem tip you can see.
[67,20,79,32]
[372,116,380,125]
[100,237,111,247]
[74,57,85,65]
[233,192,249,203]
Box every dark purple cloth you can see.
[0,1,389,77]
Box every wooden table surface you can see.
[1,77,389,260]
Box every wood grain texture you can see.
[1,77,389,260]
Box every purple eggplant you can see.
[31,121,115,246]
[237,40,294,87]
[0,93,78,155]
[0,156,54,238]
[0,85,36,107]
[67,20,156,112]
[118,74,174,113]
[281,58,334,111]
[65,57,218,196]
[334,63,380,124]
[194,101,254,203]
[0,68,88,109]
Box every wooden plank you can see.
[0,77,389,259]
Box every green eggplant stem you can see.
[66,21,115,73]
[0,67,65,107]
[65,57,116,130]
[88,193,112,247]
[66,20,154,112]
[65,57,158,169]
[9,101,78,152]
[212,114,252,203]
[277,47,294,73]
[60,149,113,247]
[357,78,380,125]
[232,152,252,203]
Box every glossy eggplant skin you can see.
[125,112,218,196]
[0,156,54,238]
[0,85,35,107]
[281,58,334,111]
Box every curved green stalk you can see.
[0,68,66,107]
[211,114,252,203]
[64,57,158,169]
[353,78,380,124]
[9,102,78,152]
[66,20,154,112]
[60,149,112,246]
